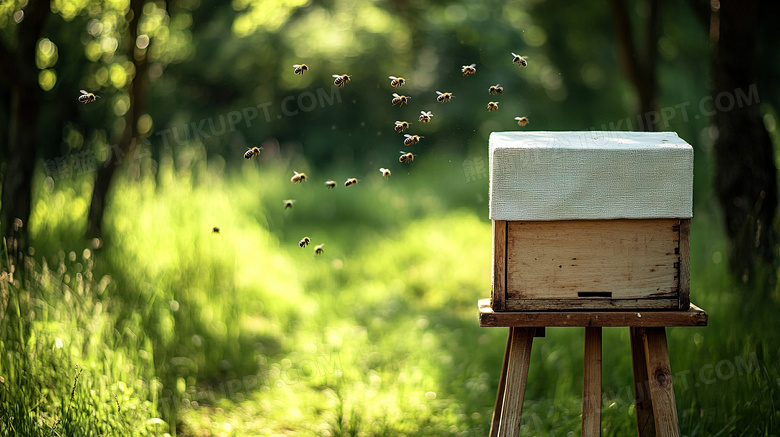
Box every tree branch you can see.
[608,0,641,89]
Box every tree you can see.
[0,0,52,259]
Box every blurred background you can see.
[1,0,779,435]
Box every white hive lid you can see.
[489,131,693,221]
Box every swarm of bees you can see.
[230,50,536,254]
[436,91,453,103]
[394,120,411,133]
[512,53,528,67]
[291,171,307,183]
[461,64,477,75]
[78,90,99,104]
[389,76,405,87]
[332,74,351,87]
[392,93,410,107]
[244,146,263,160]
[293,64,309,75]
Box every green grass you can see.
[2,144,780,436]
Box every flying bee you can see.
[488,84,504,95]
[389,76,406,87]
[403,134,423,146]
[344,177,359,187]
[332,74,351,87]
[394,120,411,133]
[313,243,325,255]
[487,101,499,112]
[379,168,391,179]
[392,93,410,107]
[291,171,307,183]
[515,116,530,126]
[244,146,263,160]
[78,89,99,104]
[511,53,528,67]
[399,151,415,164]
[436,91,453,103]
[212,226,220,234]
[418,111,433,123]
[283,199,296,210]
[299,236,311,248]
[325,180,337,189]
[293,64,308,75]
[461,63,477,75]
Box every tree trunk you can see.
[87,0,148,238]
[0,0,51,259]
[711,1,778,281]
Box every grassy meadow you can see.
[2,144,780,436]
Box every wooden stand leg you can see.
[496,327,535,437]
[630,327,656,437]
[642,327,680,437]
[489,328,514,437]
[582,327,602,436]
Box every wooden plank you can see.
[489,329,513,437]
[582,327,602,436]
[506,219,680,300]
[492,220,507,311]
[678,219,691,310]
[505,297,679,311]
[643,328,680,437]
[630,327,656,437]
[478,299,708,328]
[498,327,534,437]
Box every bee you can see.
[392,93,410,107]
[394,120,411,133]
[436,91,453,103]
[461,63,477,75]
[515,116,530,126]
[389,76,406,87]
[418,111,433,123]
[403,134,423,146]
[488,84,504,95]
[78,89,99,104]
[299,236,311,248]
[399,151,415,164]
[283,199,295,210]
[244,146,263,160]
[325,180,337,189]
[511,53,528,67]
[291,171,307,183]
[313,243,325,255]
[212,226,220,234]
[332,74,351,87]
[379,168,391,178]
[293,64,308,75]
[487,101,499,112]
[344,177,358,187]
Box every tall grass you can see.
[3,144,779,436]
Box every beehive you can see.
[489,131,693,311]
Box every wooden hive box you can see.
[489,131,693,311]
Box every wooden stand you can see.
[479,299,708,436]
